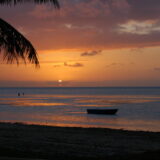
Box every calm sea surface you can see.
[0,87,160,132]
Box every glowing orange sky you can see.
[1,0,160,87]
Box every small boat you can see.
[87,108,118,115]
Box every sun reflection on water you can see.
[0,93,160,132]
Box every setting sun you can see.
[58,80,62,83]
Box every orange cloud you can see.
[64,62,84,67]
[81,50,102,57]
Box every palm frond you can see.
[0,0,60,67]
[0,18,39,67]
[0,0,60,8]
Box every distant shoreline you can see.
[1,86,160,88]
[0,122,160,160]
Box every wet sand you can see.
[0,122,160,160]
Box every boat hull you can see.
[87,109,118,115]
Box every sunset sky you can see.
[1,0,160,87]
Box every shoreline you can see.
[1,121,160,133]
[0,122,160,159]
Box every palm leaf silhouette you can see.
[0,0,60,8]
[0,0,59,67]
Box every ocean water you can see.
[0,87,160,132]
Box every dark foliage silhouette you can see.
[0,0,59,67]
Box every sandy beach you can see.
[0,122,160,160]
